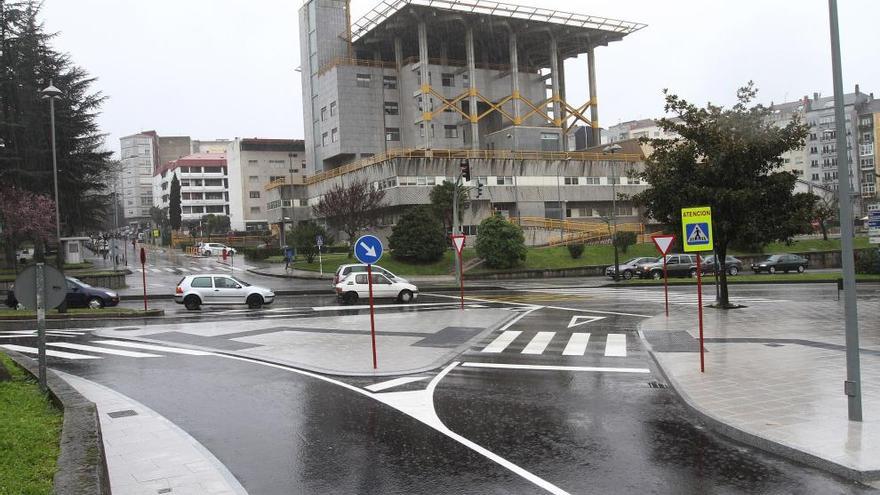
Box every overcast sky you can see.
[41,0,880,156]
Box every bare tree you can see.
[313,180,386,255]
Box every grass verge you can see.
[0,353,62,494]
[292,248,478,276]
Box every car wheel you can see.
[343,292,359,305]
[651,271,662,280]
[769,266,776,274]
[203,250,211,257]
[398,290,413,303]
[728,266,739,276]
[623,270,633,280]
[797,265,805,273]
[184,295,201,310]
[247,294,264,309]
[88,297,104,309]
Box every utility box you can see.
[60,237,90,264]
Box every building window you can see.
[441,73,454,87]
[250,207,261,214]
[269,176,285,182]
[331,128,338,142]
[444,125,458,138]
[249,175,259,182]
[608,177,621,185]
[247,159,258,166]
[383,75,397,90]
[496,176,513,185]
[322,132,329,146]
[564,177,579,185]
[384,101,399,115]
[628,177,641,185]
[321,106,327,121]
[330,101,337,116]
[249,191,261,199]
[356,74,371,88]
[811,173,820,181]
[462,73,469,86]
[385,127,400,141]
[205,192,224,200]
[419,123,435,137]
[584,177,600,185]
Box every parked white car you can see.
[16,247,35,264]
[175,274,274,310]
[333,264,409,286]
[202,243,236,256]
[335,272,418,304]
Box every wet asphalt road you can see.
[3,284,878,494]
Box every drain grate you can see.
[157,489,172,494]
[107,409,138,418]
[647,381,668,389]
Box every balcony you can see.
[860,144,875,156]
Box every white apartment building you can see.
[153,153,230,225]
[603,119,679,145]
[119,132,158,227]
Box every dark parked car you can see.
[701,255,744,276]
[751,254,808,274]
[636,254,699,279]
[605,257,658,280]
[5,276,120,309]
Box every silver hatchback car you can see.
[175,274,274,310]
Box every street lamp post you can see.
[603,144,623,282]
[41,80,63,268]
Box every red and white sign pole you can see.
[366,264,378,369]
[651,234,675,318]
[696,253,704,373]
[139,247,147,311]
[451,234,466,310]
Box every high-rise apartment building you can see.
[119,131,192,228]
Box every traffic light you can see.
[459,158,471,182]
[476,180,484,198]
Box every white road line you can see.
[461,362,649,373]
[149,268,162,273]
[604,334,627,357]
[311,302,462,311]
[521,332,555,355]
[481,330,522,353]
[542,305,651,318]
[1,344,101,360]
[93,340,214,356]
[562,333,591,356]
[48,342,162,358]
[163,268,177,273]
[365,376,430,392]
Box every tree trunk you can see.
[716,243,731,308]
[820,221,829,241]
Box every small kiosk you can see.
[60,237,90,264]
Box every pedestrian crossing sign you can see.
[681,206,713,252]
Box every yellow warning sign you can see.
[681,206,713,252]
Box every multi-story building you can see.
[603,119,679,145]
[119,131,192,228]
[281,0,650,245]
[225,138,306,231]
[153,153,230,225]
[856,99,879,209]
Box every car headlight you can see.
[759,264,767,267]
[106,292,117,298]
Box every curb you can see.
[608,278,879,288]
[0,309,164,321]
[638,326,879,483]
[1,349,111,495]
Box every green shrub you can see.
[855,248,880,274]
[241,247,281,261]
[287,222,328,264]
[389,206,447,262]
[567,243,585,259]
[475,214,526,269]
[613,231,638,253]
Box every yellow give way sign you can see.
[681,206,713,252]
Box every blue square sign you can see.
[685,223,710,246]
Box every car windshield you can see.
[68,277,91,288]
[230,277,251,287]
[766,255,782,261]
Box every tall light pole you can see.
[41,80,63,267]
[828,0,862,422]
[603,144,622,281]
[556,157,569,243]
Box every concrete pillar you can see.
[376,50,388,154]
[466,28,479,150]
[509,32,521,128]
[394,37,403,70]
[440,41,448,67]
[587,45,600,146]
[418,21,431,150]
[558,53,568,151]
[549,36,561,133]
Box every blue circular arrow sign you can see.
[354,234,383,265]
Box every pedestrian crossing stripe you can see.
[480,331,627,357]
[1,341,215,361]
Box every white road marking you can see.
[461,362,649,373]
[1,344,101,360]
[542,305,651,318]
[521,332,554,355]
[311,302,463,311]
[562,333,591,356]
[163,268,177,273]
[48,342,162,358]
[481,330,522,353]
[365,376,430,392]
[93,340,214,356]
[149,268,162,273]
[604,334,627,357]
[567,315,605,328]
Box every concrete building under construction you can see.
[272,0,651,245]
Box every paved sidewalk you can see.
[57,371,247,495]
[641,293,880,481]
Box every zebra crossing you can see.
[0,338,213,361]
[518,287,785,305]
[134,263,257,274]
[479,330,630,357]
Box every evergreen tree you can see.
[169,173,182,230]
[389,205,446,262]
[0,0,113,237]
